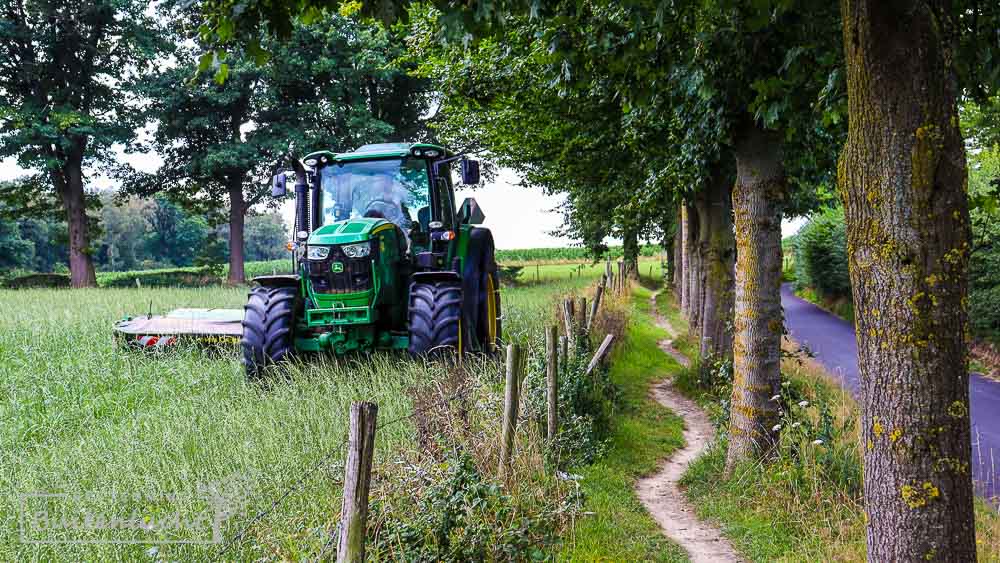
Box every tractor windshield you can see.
[319,158,430,231]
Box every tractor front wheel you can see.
[408,281,462,356]
[241,286,297,378]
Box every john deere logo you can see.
[330,261,344,273]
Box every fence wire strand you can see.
[214,383,474,560]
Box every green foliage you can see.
[495,244,660,263]
[243,213,289,262]
[3,273,70,289]
[0,0,166,279]
[97,266,222,288]
[369,454,560,561]
[125,8,429,278]
[969,144,1000,341]
[0,216,34,270]
[793,207,851,300]
[522,335,620,467]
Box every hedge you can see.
[794,207,851,300]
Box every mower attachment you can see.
[114,308,243,348]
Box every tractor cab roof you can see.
[304,143,452,165]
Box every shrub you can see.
[3,272,71,289]
[794,207,851,300]
[97,266,221,288]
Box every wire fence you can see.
[214,385,475,560]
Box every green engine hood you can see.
[308,218,390,245]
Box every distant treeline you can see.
[495,244,662,263]
[0,191,288,276]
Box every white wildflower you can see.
[770,394,781,402]
[812,439,824,446]
[798,400,809,408]
[771,424,782,432]
[792,422,801,428]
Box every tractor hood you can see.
[308,218,390,246]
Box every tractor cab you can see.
[241,142,500,377]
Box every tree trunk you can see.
[725,123,785,471]
[56,141,97,288]
[673,208,682,295]
[622,227,640,280]
[685,202,702,334]
[680,205,690,314]
[699,172,736,363]
[228,182,246,285]
[664,232,675,289]
[840,2,976,559]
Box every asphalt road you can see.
[781,283,1000,501]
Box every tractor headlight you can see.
[307,246,331,260]
[342,241,371,258]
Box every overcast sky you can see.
[1,151,805,249]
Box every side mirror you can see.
[271,173,287,197]
[461,159,480,185]
[457,197,486,225]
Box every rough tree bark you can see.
[228,181,247,285]
[725,123,785,470]
[685,202,702,335]
[673,208,682,295]
[680,205,690,315]
[840,2,976,560]
[56,138,97,288]
[622,227,640,280]
[698,172,735,363]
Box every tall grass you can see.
[0,263,599,560]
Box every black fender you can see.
[251,274,300,288]
[410,271,462,285]
[461,228,497,350]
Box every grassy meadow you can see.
[0,262,627,561]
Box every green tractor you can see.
[241,143,501,377]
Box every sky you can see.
[2,152,806,249]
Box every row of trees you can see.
[196,0,996,559]
[0,191,289,274]
[0,0,431,285]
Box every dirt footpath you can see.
[635,291,743,563]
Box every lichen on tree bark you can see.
[839,1,976,560]
[725,122,785,471]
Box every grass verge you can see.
[559,285,688,562]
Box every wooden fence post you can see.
[559,335,568,369]
[577,297,587,336]
[546,326,558,441]
[585,334,616,376]
[617,261,624,292]
[535,263,540,282]
[337,402,378,563]
[499,344,523,477]
[587,284,604,333]
[562,298,575,345]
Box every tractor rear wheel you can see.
[241,286,297,378]
[408,281,462,356]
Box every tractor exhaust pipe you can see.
[295,180,309,234]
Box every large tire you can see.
[241,286,297,379]
[477,269,502,353]
[407,281,462,356]
[468,229,502,353]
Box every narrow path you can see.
[636,291,743,563]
